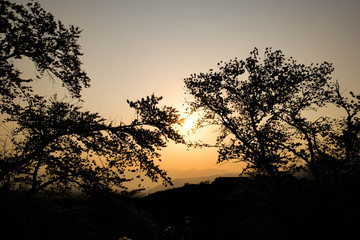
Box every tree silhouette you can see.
[322,81,360,180]
[0,0,89,101]
[0,0,184,196]
[185,48,359,181]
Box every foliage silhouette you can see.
[0,0,89,101]
[184,48,360,181]
[0,0,184,196]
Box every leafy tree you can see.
[0,0,184,196]
[0,0,89,102]
[184,48,342,180]
[1,94,183,196]
[322,81,360,180]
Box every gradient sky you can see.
[13,0,360,179]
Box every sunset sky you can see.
[13,0,360,182]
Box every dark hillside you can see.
[137,176,360,240]
[1,177,359,240]
[0,191,160,240]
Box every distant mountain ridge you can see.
[166,168,234,178]
[144,172,239,195]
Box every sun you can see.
[180,114,197,132]
[179,113,201,134]
[183,117,194,130]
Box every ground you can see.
[1,176,359,240]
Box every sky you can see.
[12,0,360,180]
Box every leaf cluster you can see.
[1,93,184,195]
[1,0,90,99]
[185,47,359,181]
